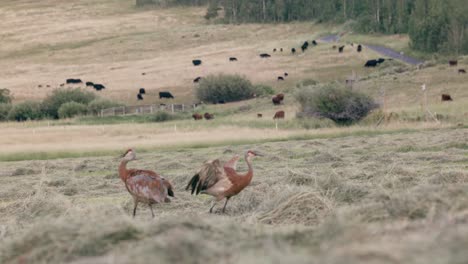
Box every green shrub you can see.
[296,79,319,88]
[146,111,175,122]
[196,74,255,103]
[58,102,88,119]
[42,88,96,119]
[0,89,12,104]
[87,99,123,115]
[8,101,43,121]
[295,83,378,125]
[253,84,275,97]
[0,103,12,121]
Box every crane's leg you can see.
[149,204,155,218]
[209,199,217,214]
[133,201,138,217]
[222,197,231,213]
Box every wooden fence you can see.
[100,104,198,117]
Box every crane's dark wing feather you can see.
[186,159,225,195]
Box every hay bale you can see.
[259,192,332,226]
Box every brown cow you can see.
[449,60,458,66]
[441,94,453,101]
[273,111,285,119]
[204,113,214,120]
[272,97,282,105]
[275,93,284,101]
[458,69,466,74]
[257,113,263,118]
[192,113,203,120]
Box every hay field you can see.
[1,127,467,264]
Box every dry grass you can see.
[1,128,467,263]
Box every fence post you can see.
[150,106,153,113]
[171,104,174,113]
[182,104,185,111]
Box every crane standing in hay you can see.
[186,150,263,213]
[119,149,174,217]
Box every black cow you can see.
[312,40,317,46]
[364,59,378,67]
[291,48,296,54]
[260,53,271,58]
[192,59,202,66]
[193,77,202,83]
[139,88,146,94]
[449,60,458,66]
[85,82,94,87]
[458,69,466,74]
[301,41,309,52]
[278,76,284,81]
[280,48,283,52]
[137,93,144,100]
[273,48,277,52]
[93,84,105,91]
[66,78,82,84]
[284,72,288,77]
[377,58,385,64]
[229,57,238,61]
[338,46,345,53]
[357,44,362,52]
[159,91,174,99]
[217,100,226,104]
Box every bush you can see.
[196,74,255,103]
[8,101,43,121]
[42,88,96,119]
[58,102,88,119]
[253,84,275,97]
[0,103,12,121]
[0,89,12,104]
[295,84,378,125]
[87,99,123,115]
[146,111,175,122]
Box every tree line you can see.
[136,0,468,54]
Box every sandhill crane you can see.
[119,149,174,217]
[186,150,262,213]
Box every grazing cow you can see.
[449,60,458,66]
[38,85,42,88]
[276,93,285,101]
[137,93,144,100]
[301,41,309,52]
[204,113,214,120]
[260,53,271,58]
[377,58,385,64]
[459,69,466,74]
[93,84,105,91]
[312,40,317,46]
[272,97,281,105]
[139,88,146,94]
[85,82,94,87]
[278,76,284,81]
[229,57,238,61]
[357,44,362,52]
[60,83,65,87]
[159,92,174,99]
[217,100,226,104]
[338,46,345,53]
[332,45,337,49]
[273,48,277,52]
[273,110,285,120]
[142,72,146,75]
[364,59,378,67]
[46,85,50,88]
[441,94,453,101]
[284,72,289,77]
[257,113,263,118]
[192,113,203,120]
[193,77,202,83]
[192,59,202,66]
[66,78,82,84]
[291,48,296,54]
[280,48,283,52]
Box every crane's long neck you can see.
[119,160,129,182]
[241,154,254,183]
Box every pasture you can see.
[0,0,468,263]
